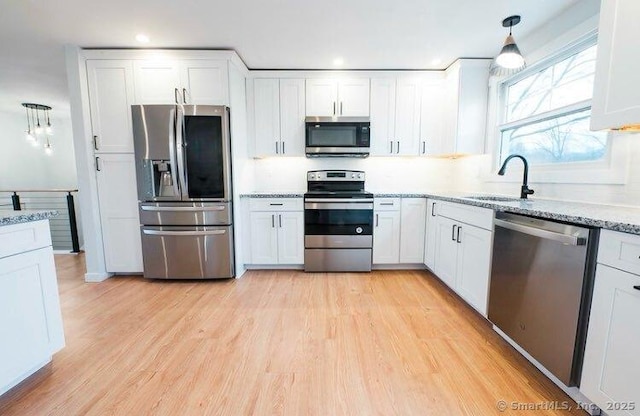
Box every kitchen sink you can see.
[464,195,524,202]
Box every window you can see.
[498,42,608,165]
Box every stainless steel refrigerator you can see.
[131,104,234,279]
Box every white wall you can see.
[0,111,77,190]
[251,156,455,193]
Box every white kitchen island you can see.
[0,211,65,396]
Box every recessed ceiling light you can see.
[333,58,344,67]
[431,58,443,66]
[136,34,150,44]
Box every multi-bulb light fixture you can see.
[22,103,53,155]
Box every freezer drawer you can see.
[141,225,234,279]
[139,202,232,226]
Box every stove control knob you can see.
[357,173,363,179]
[351,173,356,178]
[355,227,363,234]
[309,174,315,179]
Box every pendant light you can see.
[492,15,526,75]
[21,103,53,154]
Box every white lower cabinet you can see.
[373,197,427,265]
[95,153,143,273]
[581,231,640,415]
[0,222,65,396]
[373,210,401,264]
[433,201,493,316]
[399,198,426,263]
[248,199,304,265]
[424,199,438,270]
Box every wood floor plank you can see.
[0,255,587,415]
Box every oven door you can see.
[304,199,373,248]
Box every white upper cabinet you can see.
[253,78,281,156]
[305,78,369,116]
[394,78,422,156]
[252,78,305,157]
[86,60,135,153]
[370,78,396,156]
[134,59,229,105]
[419,81,445,156]
[591,0,640,130]
[279,79,306,156]
[181,60,229,105]
[440,59,491,156]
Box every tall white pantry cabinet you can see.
[69,49,249,279]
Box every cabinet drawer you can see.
[249,198,303,212]
[374,198,401,211]
[598,229,640,275]
[437,201,493,231]
[0,220,52,259]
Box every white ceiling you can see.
[0,0,585,116]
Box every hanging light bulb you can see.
[44,138,53,155]
[35,108,43,134]
[45,109,53,135]
[492,15,526,75]
[25,107,34,141]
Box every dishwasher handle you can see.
[494,218,586,246]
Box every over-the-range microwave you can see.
[305,117,370,157]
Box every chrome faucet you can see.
[498,154,535,199]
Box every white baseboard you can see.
[372,264,427,270]
[244,265,304,270]
[84,272,113,282]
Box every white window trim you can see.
[483,32,629,185]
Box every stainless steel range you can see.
[304,170,373,272]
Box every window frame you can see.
[486,32,629,185]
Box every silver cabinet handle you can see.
[376,213,379,227]
[379,202,394,206]
[422,141,426,154]
[140,205,226,211]
[279,214,282,228]
[431,202,436,216]
[93,135,98,150]
[390,141,393,154]
[456,226,462,243]
[340,102,343,115]
[275,141,279,154]
[269,203,283,206]
[282,141,285,154]
[333,102,336,115]
[174,88,179,104]
[143,229,226,236]
[396,141,400,154]
[451,224,457,241]
[271,214,275,228]
[182,88,187,104]
[95,156,100,171]
[494,218,586,246]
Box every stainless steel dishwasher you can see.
[488,212,599,387]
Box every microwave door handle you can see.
[175,109,188,200]
[168,108,181,198]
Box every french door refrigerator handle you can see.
[175,108,188,200]
[168,107,181,198]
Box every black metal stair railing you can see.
[1,189,80,253]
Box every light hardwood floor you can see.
[0,254,586,415]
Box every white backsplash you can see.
[251,156,455,193]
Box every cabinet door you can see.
[399,198,427,263]
[337,78,370,116]
[434,216,458,289]
[305,79,338,116]
[455,224,492,316]
[133,60,180,104]
[394,78,422,156]
[456,62,490,154]
[277,211,304,264]
[420,81,445,156]
[373,210,401,264]
[86,60,135,153]
[181,59,229,105]
[591,0,640,130]
[253,78,281,157]
[370,78,396,156]
[95,154,143,273]
[249,211,279,265]
[581,264,640,415]
[279,79,306,156]
[424,200,438,270]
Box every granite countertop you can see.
[0,210,58,226]
[240,192,304,198]
[423,193,640,235]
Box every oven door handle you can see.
[141,205,226,212]
[305,198,372,203]
[305,202,373,210]
[142,229,227,236]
